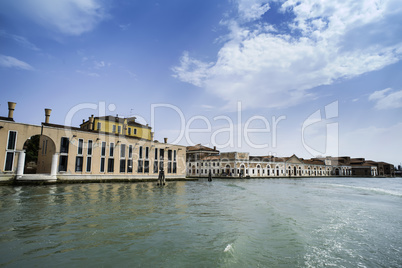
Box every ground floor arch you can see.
[22,134,56,174]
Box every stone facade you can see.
[187,149,340,178]
[0,102,186,183]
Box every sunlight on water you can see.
[0,177,401,267]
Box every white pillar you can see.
[16,151,26,179]
[51,153,58,177]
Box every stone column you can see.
[16,151,26,179]
[51,153,58,177]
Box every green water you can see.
[1,178,401,267]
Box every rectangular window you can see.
[173,150,177,173]
[128,127,131,135]
[59,137,69,172]
[134,128,137,135]
[101,142,106,156]
[86,156,91,172]
[59,155,68,172]
[127,159,133,173]
[87,140,93,155]
[128,145,133,159]
[7,131,17,150]
[138,146,143,172]
[112,125,116,133]
[154,148,158,173]
[45,140,48,154]
[120,144,126,173]
[60,137,69,154]
[139,146,143,159]
[4,152,14,171]
[144,147,149,173]
[118,125,121,134]
[144,160,149,173]
[159,148,164,171]
[77,139,83,155]
[75,156,83,172]
[100,158,105,172]
[97,122,101,130]
[108,158,114,172]
[138,159,143,173]
[110,143,114,157]
[4,131,17,171]
[167,149,172,173]
[120,144,126,158]
[100,141,106,173]
[120,159,126,173]
[145,147,149,159]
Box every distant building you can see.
[186,145,338,178]
[186,145,394,178]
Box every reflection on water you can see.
[0,178,402,267]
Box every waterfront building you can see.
[186,145,336,178]
[0,102,186,183]
[186,144,394,178]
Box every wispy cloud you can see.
[236,0,271,22]
[0,30,40,51]
[173,0,402,110]
[0,55,33,70]
[76,70,100,77]
[200,104,214,111]
[172,51,213,87]
[94,60,106,69]
[369,88,402,110]
[2,0,108,35]
[119,23,131,31]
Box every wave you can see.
[326,183,402,197]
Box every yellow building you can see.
[0,102,187,183]
[80,115,153,141]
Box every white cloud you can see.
[3,0,108,35]
[369,88,402,109]
[0,55,33,70]
[76,70,100,77]
[172,51,213,87]
[94,60,106,69]
[369,88,392,100]
[0,30,40,51]
[236,0,270,21]
[173,0,402,110]
[119,23,131,31]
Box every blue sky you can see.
[1,0,401,166]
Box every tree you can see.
[24,135,40,164]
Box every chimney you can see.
[214,146,216,151]
[164,137,168,144]
[44,108,52,123]
[89,114,94,129]
[151,132,154,141]
[7,102,16,119]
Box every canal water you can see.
[0,177,401,267]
